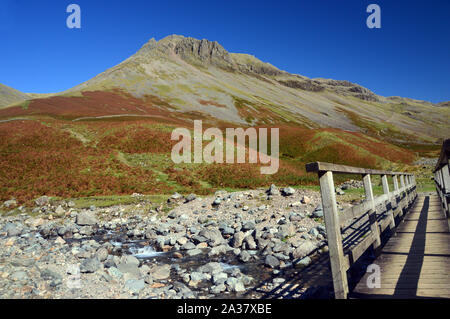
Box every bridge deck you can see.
[352,194,450,298]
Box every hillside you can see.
[0,83,29,108]
[0,35,447,204]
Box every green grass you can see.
[69,194,169,209]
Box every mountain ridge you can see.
[1,35,449,143]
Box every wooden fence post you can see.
[382,174,395,229]
[318,171,348,299]
[363,174,381,249]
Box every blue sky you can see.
[1,0,449,103]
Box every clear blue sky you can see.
[1,0,449,103]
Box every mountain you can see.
[0,83,30,108]
[1,34,447,203]
[63,34,448,143]
[1,35,449,144]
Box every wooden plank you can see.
[318,170,348,299]
[363,174,381,249]
[352,194,450,299]
[382,174,395,229]
[306,162,412,176]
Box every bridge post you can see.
[363,173,381,249]
[440,164,450,215]
[318,170,348,299]
[393,175,402,217]
[400,175,407,213]
[382,174,395,229]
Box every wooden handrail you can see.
[434,139,450,224]
[306,161,413,176]
[305,161,417,299]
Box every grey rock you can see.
[311,210,324,218]
[181,242,196,250]
[211,284,226,294]
[3,222,22,237]
[281,187,295,196]
[190,272,206,281]
[294,256,312,269]
[242,221,255,231]
[238,250,251,262]
[212,272,228,285]
[292,241,317,259]
[96,247,109,262]
[232,231,246,248]
[186,248,202,256]
[3,199,17,208]
[125,279,145,293]
[267,184,280,196]
[10,271,28,281]
[80,258,102,273]
[185,194,197,203]
[209,245,228,256]
[76,211,98,226]
[265,255,280,268]
[199,228,224,247]
[35,196,50,206]
[107,267,123,280]
[152,264,171,280]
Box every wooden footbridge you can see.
[306,139,450,299]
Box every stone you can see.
[107,267,123,280]
[232,231,246,248]
[292,241,317,259]
[239,250,251,262]
[265,255,280,268]
[309,228,319,237]
[190,272,206,282]
[96,247,109,262]
[35,196,50,206]
[242,221,255,231]
[117,256,140,277]
[266,184,280,196]
[281,187,295,196]
[226,277,245,292]
[301,196,311,204]
[199,228,224,246]
[185,194,197,203]
[209,245,228,256]
[186,248,202,257]
[211,284,226,294]
[244,236,257,250]
[3,199,17,208]
[294,256,312,269]
[198,262,222,274]
[55,205,65,216]
[273,277,286,284]
[76,211,98,226]
[311,210,323,218]
[80,258,102,273]
[55,237,66,245]
[181,242,196,250]
[212,272,228,285]
[4,223,22,237]
[10,271,28,282]
[40,268,62,282]
[125,279,145,293]
[152,264,171,280]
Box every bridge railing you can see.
[434,139,450,224]
[306,162,417,299]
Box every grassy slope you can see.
[0,110,421,205]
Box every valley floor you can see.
[0,186,340,299]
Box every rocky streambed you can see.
[0,186,355,299]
